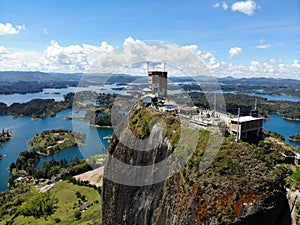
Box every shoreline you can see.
[89,124,112,128]
[35,143,85,156]
[289,134,300,143]
[29,129,86,156]
[288,138,300,143]
[283,117,300,121]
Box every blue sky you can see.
[0,0,299,78]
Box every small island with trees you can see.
[289,133,300,142]
[28,129,86,155]
[0,129,12,159]
[0,129,12,146]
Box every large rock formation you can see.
[102,107,291,225]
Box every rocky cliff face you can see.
[102,107,291,225]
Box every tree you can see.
[76,191,81,198]
[81,194,86,202]
[9,162,16,172]
[74,210,82,220]
[71,156,80,166]
[59,158,68,168]
[19,192,57,218]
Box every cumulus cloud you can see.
[0,37,299,79]
[213,2,221,8]
[0,45,38,71]
[249,61,261,72]
[0,22,25,36]
[0,45,9,55]
[40,40,114,72]
[222,2,228,10]
[292,60,300,69]
[229,47,243,58]
[214,2,228,10]
[88,37,209,76]
[231,0,258,16]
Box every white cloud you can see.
[0,45,9,55]
[231,0,258,16]
[40,40,114,72]
[229,47,243,58]
[201,52,213,60]
[0,40,114,72]
[213,2,221,8]
[0,37,299,80]
[256,44,270,49]
[222,2,228,10]
[251,61,261,67]
[89,37,209,76]
[214,2,228,10]
[292,60,300,69]
[0,22,25,36]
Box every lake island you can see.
[0,129,12,146]
[289,133,300,143]
[28,129,86,155]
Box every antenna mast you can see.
[214,93,217,117]
[236,107,240,143]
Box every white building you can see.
[230,116,263,141]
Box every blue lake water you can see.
[0,85,129,106]
[263,114,300,150]
[0,87,299,192]
[248,93,300,102]
[0,109,113,192]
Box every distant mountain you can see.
[0,71,83,83]
[0,71,299,97]
[0,71,83,94]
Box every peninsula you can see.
[28,129,86,155]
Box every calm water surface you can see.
[248,93,300,102]
[0,85,129,106]
[0,109,112,192]
[263,114,300,149]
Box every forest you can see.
[0,92,74,118]
[8,151,93,187]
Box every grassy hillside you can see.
[0,181,102,225]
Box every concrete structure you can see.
[178,106,198,116]
[148,71,167,97]
[230,116,263,141]
[141,94,156,107]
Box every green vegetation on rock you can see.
[129,107,181,148]
[103,106,296,225]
